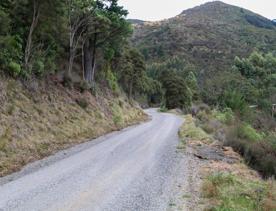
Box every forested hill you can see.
[0,0,150,176]
[132,1,276,74]
[127,19,145,25]
[130,1,276,179]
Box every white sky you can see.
[118,0,276,21]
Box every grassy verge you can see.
[194,108,276,178]
[178,115,212,149]
[178,114,276,210]
[0,78,146,177]
[202,173,276,211]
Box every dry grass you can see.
[178,115,213,149]
[0,78,146,177]
[201,172,276,211]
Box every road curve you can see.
[0,109,184,211]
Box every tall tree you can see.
[82,0,131,84]
[66,0,95,76]
[24,0,40,70]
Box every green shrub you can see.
[265,133,276,149]
[159,106,168,112]
[237,123,264,142]
[106,68,119,93]
[112,104,123,127]
[245,141,276,178]
[180,115,211,141]
[8,61,21,77]
[222,90,247,114]
[0,35,23,76]
[33,59,45,76]
[213,108,234,125]
[226,126,275,178]
[161,70,192,110]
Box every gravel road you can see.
[0,109,190,211]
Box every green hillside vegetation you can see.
[132,1,276,178]
[0,0,154,94]
[132,1,276,72]
[0,0,153,176]
[132,1,276,107]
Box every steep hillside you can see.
[0,77,146,176]
[128,19,145,25]
[132,1,276,76]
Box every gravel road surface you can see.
[0,109,188,211]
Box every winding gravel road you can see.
[0,109,186,211]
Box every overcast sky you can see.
[118,0,276,21]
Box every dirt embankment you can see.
[0,77,146,177]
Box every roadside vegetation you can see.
[178,114,276,210]
[159,51,276,179]
[196,108,276,178]
[132,2,276,186]
[0,77,146,177]
[202,173,276,210]
[0,0,153,176]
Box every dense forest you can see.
[0,0,157,99]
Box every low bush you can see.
[222,90,247,114]
[8,61,21,77]
[226,127,276,178]
[213,108,234,125]
[237,123,264,142]
[194,107,275,178]
[106,68,119,93]
[33,59,45,76]
[112,104,123,127]
[179,115,211,142]
[159,106,168,112]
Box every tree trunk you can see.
[83,38,93,83]
[83,33,97,84]
[68,46,75,77]
[24,0,40,70]
[91,33,97,85]
[129,79,133,99]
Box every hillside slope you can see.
[132,1,276,76]
[0,77,146,176]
